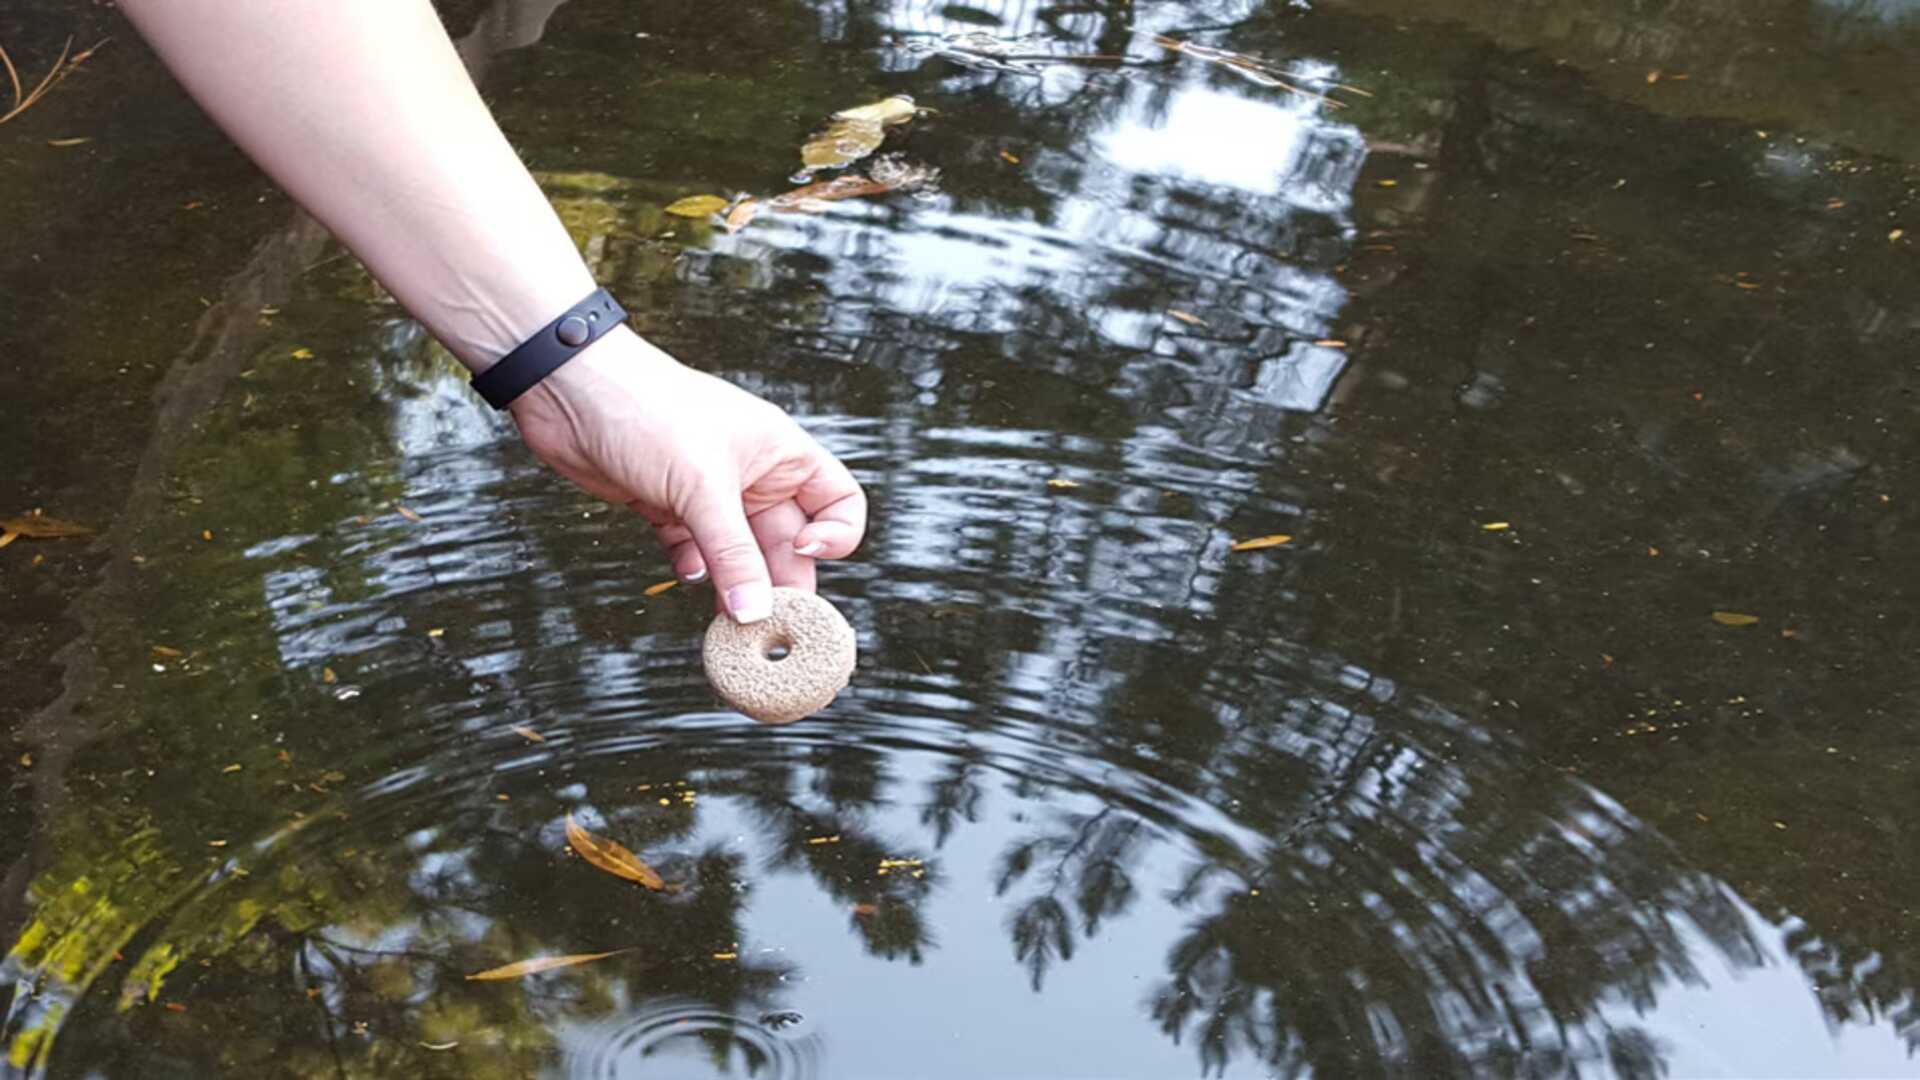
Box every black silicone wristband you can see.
[470,287,628,410]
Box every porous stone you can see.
[703,587,856,724]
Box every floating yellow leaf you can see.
[1482,522,1511,531]
[1892,229,1906,243]
[565,814,664,890]
[289,347,314,360]
[221,763,242,774]
[47,136,90,147]
[664,194,730,218]
[1230,534,1293,552]
[1711,611,1760,626]
[1376,179,1398,188]
[800,96,918,170]
[1167,309,1205,326]
[466,950,624,981]
[834,96,919,125]
[1313,339,1348,348]
[711,952,738,961]
[1045,478,1080,490]
[201,529,214,542]
[511,725,546,744]
[644,579,678,597]
[806,835,842,845]
[1,513,94,538]
[426,628,445,638]
[394,504,423,523]
[151,645,184,658]
[322,666,337,684]
[999,149,1020,164]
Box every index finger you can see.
[789,445,866,560]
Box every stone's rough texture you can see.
[703,587,856,724]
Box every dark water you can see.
[3,0,1918,1076]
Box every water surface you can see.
[2,0,1917,1076]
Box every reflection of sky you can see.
[1604,894,1918,1078]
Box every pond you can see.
[2,0,1918,1076]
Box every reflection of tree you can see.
[8,0,1920,1076]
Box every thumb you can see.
[681,481,774,624]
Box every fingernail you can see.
[727,582,773,624]
[796,540,825,557]
[682,567,708,584]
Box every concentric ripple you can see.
[563,999,824,1080]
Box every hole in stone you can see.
[764,641,792,662]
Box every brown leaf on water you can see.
[151,645,184,658]
[771,158,938,213]
[643,579,678,597]
[394,504,424,523]
[565,814,664,890]
[1313,339,1348,348]
[0,532,16,550]
[1230,534,1293,552]
[322,667,337,685]
[47,136,90,147]
[664,194,730,218]
[801,96,919,171]
[999,149,1020,165]
[511,725,546,744]
[1045,478,1081,490]
[1,513,94,539]
[466,950,625,982]
[722,198,762,233]
[1166,309,1205,326]
[1711,611,1761,626]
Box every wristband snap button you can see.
[555,315,591,346]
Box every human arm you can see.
[117,0,865,622]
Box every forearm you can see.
[120,0,593,369]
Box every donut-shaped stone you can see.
[703,587,856,724]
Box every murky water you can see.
[3,0,1918,1076]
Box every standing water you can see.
[2,0,1917,1076]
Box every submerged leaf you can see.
[465,950,623,981]
[1230,534,1293,552]
[1711,611,1761,626]
[565,814,665,890]
[1,514,93,538]
[665,194,730,218]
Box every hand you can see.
[507,327,866,623]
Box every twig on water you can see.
[0,36,109,126]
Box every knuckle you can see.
[703,535,762,570]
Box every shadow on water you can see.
[2,0,1918,1076]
